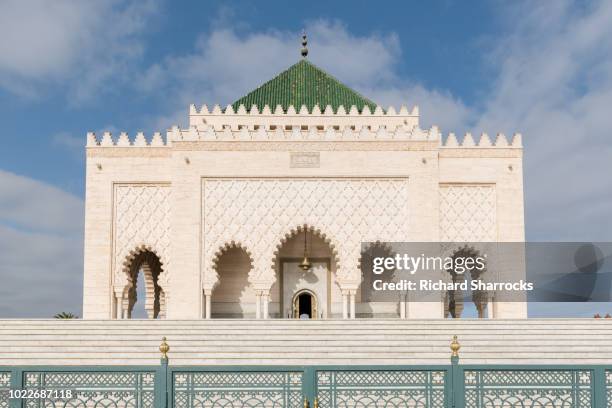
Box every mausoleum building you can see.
[82,53,526,321]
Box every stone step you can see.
[1,327,607,333]
[0,332,609,340]
[1,338,608,346]
[1,319,607,327]
[3,349,610,357]
[0,333,607,345]
[1,323,608,331]
[4,345,612,354]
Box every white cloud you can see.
[474,0,612,240]
[53,124,118,157]
[53,132,84,152]
[0,170,83,233]
[0,0,158,102]
[366,85,474,132]
[0,170,83,317]
[0,225,82,317]
[139,20,470,130]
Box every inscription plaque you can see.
[290,152,320,168]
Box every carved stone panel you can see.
[202,178,410,289]
[113,184,171,291]
[439,184,496,242]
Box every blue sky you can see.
[1,0,611,317]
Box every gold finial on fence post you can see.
[450,335,460,358]
[159,336,170,360]
[303,397,310,408]
[313,397,319,408]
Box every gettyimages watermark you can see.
[360,242,612,303]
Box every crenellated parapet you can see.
[86,131,169,147]
[441,132,522,148]
[189,103,419,116]
[168,123,439,142]
[189,104,420,131]
[86,127,522,150]
[87,104,522,151]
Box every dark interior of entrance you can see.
[298,293,312,319]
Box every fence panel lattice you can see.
[22,370,157,408]
[0,372,10,408]
[316,369,447,407]
[464,369,593,408]
[172,370,304,408]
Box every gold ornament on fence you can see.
[159,337,170,359]
[450,335,461,358]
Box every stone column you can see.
[205,290,212,319]
[121,295,129,319]
[400,294,406,319]
[117,306,122,320]
[201,291,205,318]
[113,291,122,320]
[255,291,262,319]
[262,292,269,319]
[349,290,356,319]
[342,291,348,319]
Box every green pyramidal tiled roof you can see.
[231,59,378,113]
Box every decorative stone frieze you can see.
[113,184,171,296]
[202,178,410,290]
[439,185,497,242]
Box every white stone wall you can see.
[83,141,171,319]
[82,113,525,319]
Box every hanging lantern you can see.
[298,229,312,271]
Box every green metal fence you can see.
[2,338,612,407]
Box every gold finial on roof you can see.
[301,31,308,58]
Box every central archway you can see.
[272,225,341,319]
[292,289,318,319]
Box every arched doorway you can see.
[360,242,403,318]
[292,289,317,319]
[444,245,489,319]
[210,244,255,318]
[272,225,340,319]
[121,250,165,319]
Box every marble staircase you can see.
[0,319,610,366]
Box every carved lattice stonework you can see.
[439,184,496,242]
[173,371,303,408]
[0,372,10,408]
[317,369,446,407]
[113,184,171,292]
[23,371,156,408]
[464,369,592,408]
[202,178,410,288]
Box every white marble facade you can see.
[82,104,526,320]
